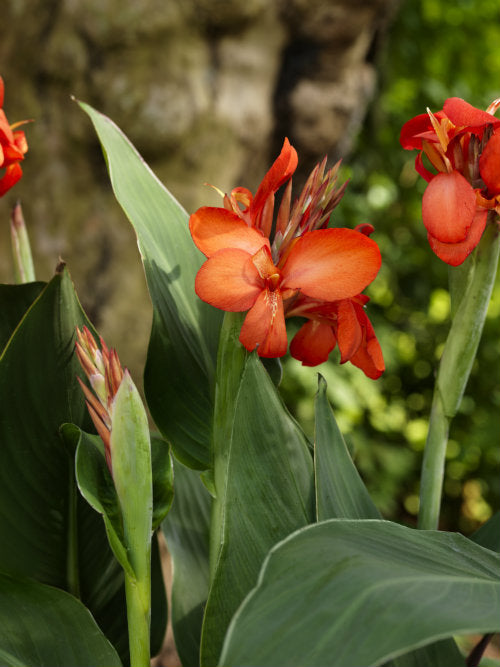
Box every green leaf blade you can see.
[314,374,381,520]
[78,101,222,469]
[201,353,315,666]
[0,572,122,667]
[219,520,500,667]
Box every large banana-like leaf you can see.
[0,268,129,663]
[79,101,222,469]
[219,519,500,667]
[201,350,315,666]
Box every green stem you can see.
[418,221,500,530]
[124,573,151,667]
[10,202,36,283]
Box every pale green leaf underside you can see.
[220,519,500,667]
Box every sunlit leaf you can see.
[79,101,222,469]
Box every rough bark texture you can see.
[0,0,398,379]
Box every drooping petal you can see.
[421,171,476,243]
[194,248,263,311]
[443,97,500,134]
[335,299,363,363]
[189,206,268,257]
[0,162,23,197]
[349,331,385,379]
[427,209,488,266]
[250,138,298,221]
[289,320,336,367]
[239,288,287,358]
[281,228,381,301]
[479,129,500,196]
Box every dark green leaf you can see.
[79,101,222,469]
[0,572,122,667]
[219,520,500,667]
[314,374,381,520]
[0,282,45,353]
[0,269,93,585]
[162,459,211,667]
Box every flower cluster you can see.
[400,96,500,265]
[189,139,384,378]
[0,76,29,197]
[75,326,125,474]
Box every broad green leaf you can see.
[389,638,466,667]
[201,352,315,667]
[0,572,122,667]
[79,101,222,469]
[470,511,500,553]
[0,268,95,584]
[219,520,500,667]
[314,376,465,667]
[162,459,211,667]
[0,282,45,352]
[0,268,130,664]
[314,374,380,520]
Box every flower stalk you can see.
[10,202,36,283]
[75,327,152,667]
[418,219,500,529]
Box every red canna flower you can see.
[0,76,29,197]
[400,97,500,266]
[190,140,382,367]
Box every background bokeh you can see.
[1,0,499,533]
[280,0,500,531]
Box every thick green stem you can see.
[418,222,500,530]
[209,311,247,579]
[124,573,151,667]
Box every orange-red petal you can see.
[350,332,385,380]
[479,130,500,196]
[421,171,476,243]
[443,97,500,134]
[250,138,298,221]
[336,299,363,363]
[195,248,262,311]
[290,320,336,367]
[189,206,268,257]
[0,162,23,196]
[427,209,488,266]
[239,288,287,358]
[281,228,381,301]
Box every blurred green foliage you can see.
[281,0,500,532]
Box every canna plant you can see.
[0,74,499,667]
